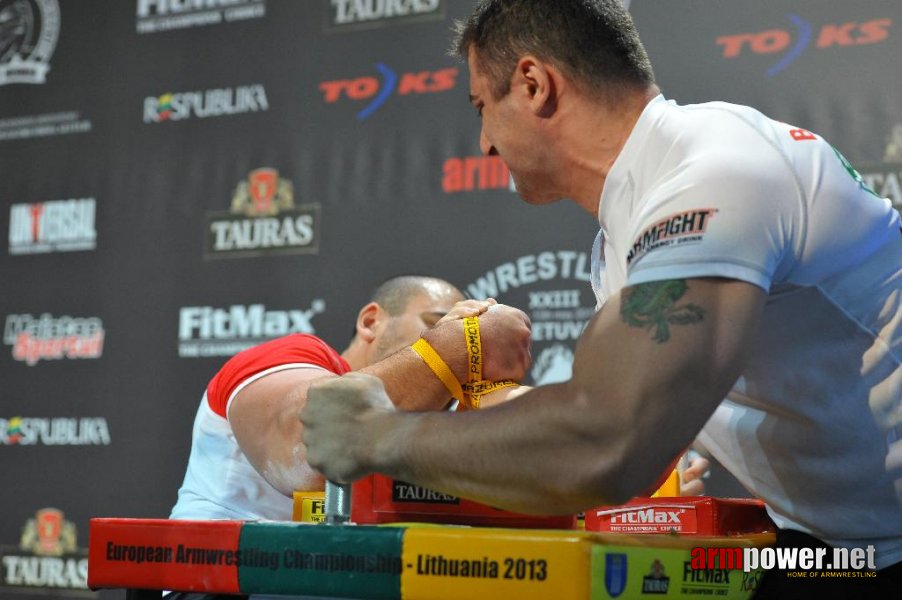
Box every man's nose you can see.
[479,129,497,156]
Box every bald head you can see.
[370,275,463,317]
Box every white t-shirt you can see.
[169,334,350,521]
[592,95,902,568]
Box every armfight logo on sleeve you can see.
[0,0,59,86]
[0,508,91,593]
[3,313,104,366]
[204,168,320,258]
[626,209,716,267]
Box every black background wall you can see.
[1,1,899,597]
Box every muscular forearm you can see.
[359,347,454,411]
[360,305,531,411]
[365,381,671,514]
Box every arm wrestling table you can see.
[88,479,775,599]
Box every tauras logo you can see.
[8,198,96,255]
[143,85,268,123]
[328,0,443,29]
[1,508,89,590]
[205,168,320,258]
[391,480,459,504]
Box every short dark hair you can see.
[452,0,655,99]
[370,275,459,316]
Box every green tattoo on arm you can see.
[620,280,705,343]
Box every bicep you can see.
[571,278,765,474]
[228,367,335,485]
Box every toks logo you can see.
[716,15,891,77]
[320,63,457,120]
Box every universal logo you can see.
[8,198,97,255]
[326,0,444,32]
[0,0,60,85]
[205,168,320,259]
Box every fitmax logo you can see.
[320,63,457,120]
[716,15,891,77]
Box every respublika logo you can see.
[178,300,326,357]
[3,314,104,366]
[0,0,59,85]
[442,155,514,193]
[0,417,111,446]
[8,198,96,255]
[0,508,91,593]
[143,84,268,124]
[205,168,320,258]
[716,15,891,77]
[136,0,266,34]
[326,0,444,31]
[320,63,457,120]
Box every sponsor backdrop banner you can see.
[0,1,897,597]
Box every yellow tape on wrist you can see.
[460,316,517,410]
[411,338,464,402]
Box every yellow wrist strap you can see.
[459,316,517,410]
[411,338,464,402]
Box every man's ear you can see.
[515,55,557,117]
[355,302,383,343]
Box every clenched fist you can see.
[300,373,396,484]
[424,303,532,383]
